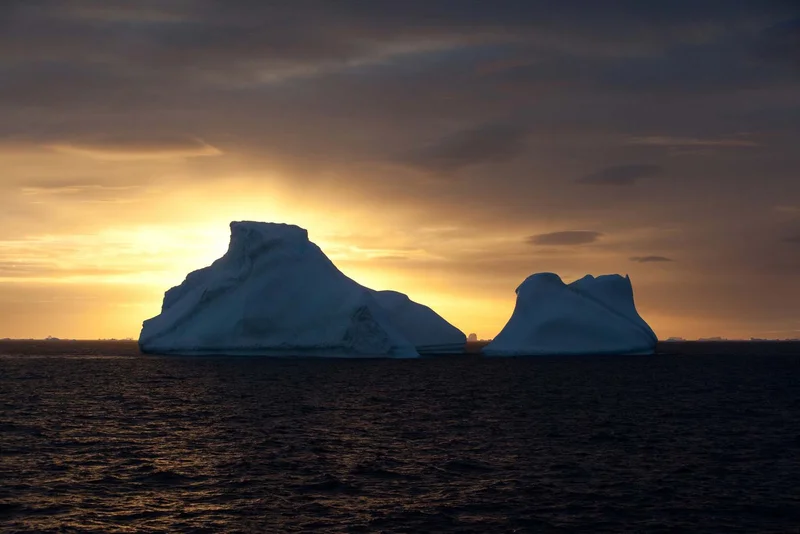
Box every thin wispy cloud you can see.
[47,137,222,160]
[630,255,674,263]
[406,123,529,173]
[527,231,603,246]
[20,183,142,195]
[626,136,760,148]
[372,255,409,261]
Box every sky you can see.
[1,0,799,340]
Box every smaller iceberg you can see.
[483,273,657,356]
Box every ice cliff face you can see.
[483,273,657,356]
[139,221,464,357]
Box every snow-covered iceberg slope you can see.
[483,273,657,356]
[372,291,466,354]
[139,221,464,357]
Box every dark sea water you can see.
[2,341,800,533]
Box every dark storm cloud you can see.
[527,231,603,246]
[3,1,797,82]
[577,164,662,186]
[0,1,797,207]
[0,2,796,142]
[630,256,674,263]
[72,3,800,55]
[405,123,529,173]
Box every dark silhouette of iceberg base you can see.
[483,273,657,356]
[139,221,465,357]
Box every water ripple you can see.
[1,341,800,532]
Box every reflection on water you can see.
[1,341,800,532]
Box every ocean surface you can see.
[2,340,800,533]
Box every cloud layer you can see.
[577,164,662,186]
[528,231,604,246]
[0,1,799,339]
[630,256,674,263]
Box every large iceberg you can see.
[139,221,464,357]
[483,273,657,356]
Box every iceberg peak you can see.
[225,221,310,259]
[229,221,309,245]
[516,272,566,295]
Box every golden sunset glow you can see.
[2,137,799,341]
[1,3,799,341]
